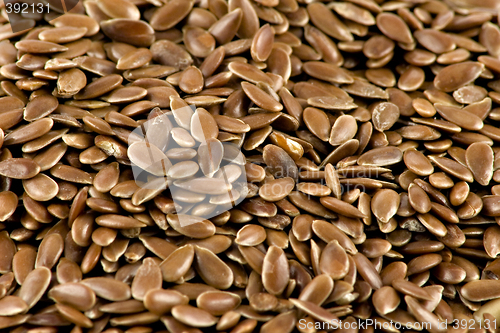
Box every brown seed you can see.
[434,62,485,92]
[194,245,233,290]
[0,296,28,316]
[465,142,493,186]
[36,233,64,269]
[251,24,274,62]
[371,189,400,223]
[81,277,131,301]
[159,244,194,282]
[0,191,18,222]
[241,82,283,112]
[319,240,349,280]
[262,246,289,295]
[18,267,52,309]
[403,149,434,176]
[171,304,218,328]
[461,280,500,302]
[372,286,400,315]
[95,215,146,229]
[144,289,189,315]
[358,146,403,166]
[376,12,413,44]
[131,258,162,301]
[48,283,96,312]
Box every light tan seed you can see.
[0,191,18,221]
[262,246,289,295]
[18,267,51,309]
[318,240,349,280]
[371,189,400,223]
[197,291,241,316]
[403,149,434,176]
[171,304,218,328]
[81,277,131,301]
[329,115,357,146]
[434,62,485,92]
[159,244,194,282]
[144,289,189,315]
[376,12,413,44]
[259,177,295,202]
[131,258,162,301]
[465,142,493,186]
[0,296,28,316]
[241,82,283,112]
[461,280,500,302]
[96,215,146,229]
[48,283,96,312]
[35,233,63,269]
[194,245,233,289]
[251,24,274,62]
[371,102,400,132]
[167,214,216,239]
[235,224,266,246]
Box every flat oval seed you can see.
[131,258,162,301]
[235,224,266,246]
[194,246,233,289]
[172,304,218,328]
[160,244,194,282]
[262,246,289,295]
[48,283,96,311]
[372,102,400,132]
[18,267,52,309]
[0,296,28,316]
[35,233,64,269]
[461,280,500,302]
[371,189,400,223]
[303,107,330,141]
[144,289,189,315]
[404,149,434,176]
[0,191,18,221]
[329,115,357,146]
[319,240,349,280]
[96,215,146,229]
[434,61,484,92]
[241,82,283,112]
[465,142,493,186]
[408,183,432,214]
[372,286,400,315]
[376,12,413,44]
[259,177,295,202]
[22,173,58,201]
[81,277,131,301]
[197,291,241,316]
[167,214,215,239]
[358,146,402,166]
